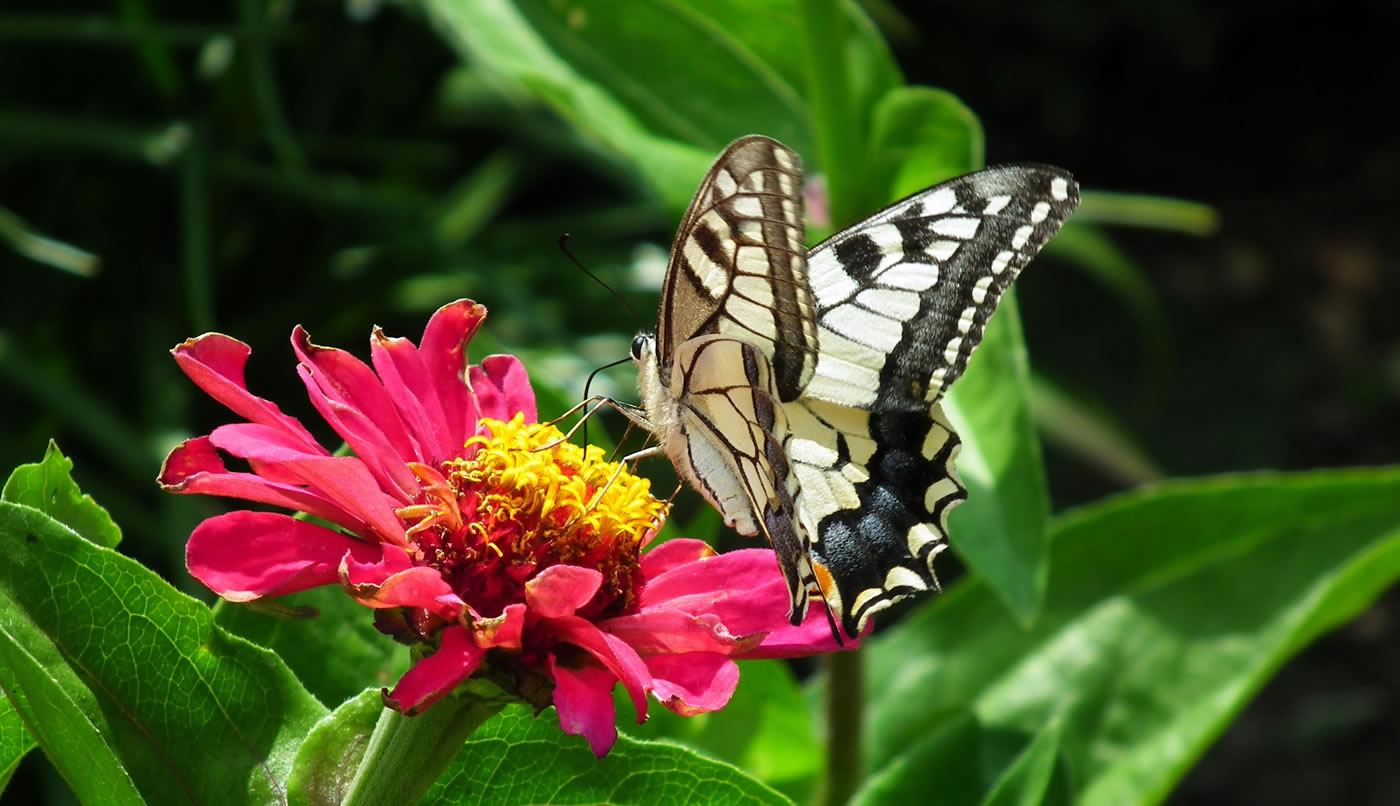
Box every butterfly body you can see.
[630,135,1079,638]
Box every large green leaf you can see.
[0,694,36,792]
[426,704,792,805]
[0,489,327,803]
[943,292,1051,626]
[863,467,1400,805]
[425,0,900,215]
[620,660,821,802]
[215,585,409,711]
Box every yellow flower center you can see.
[396,414,668,620]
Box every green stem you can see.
[823,650,864,806]
[342,694,505,806]
[179,127,215,334]
[239,0,306,176]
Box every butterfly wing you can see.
[665,335,817,624]
[657,136,818,402]
[790,165,1080,635]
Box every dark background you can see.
[2,1,1397,802]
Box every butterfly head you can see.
[629,332,654,363]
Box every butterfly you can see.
[622,135,1078,639]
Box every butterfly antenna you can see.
[580,355,632,448]
[557,234,641,326]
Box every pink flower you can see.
[159,299,852,757]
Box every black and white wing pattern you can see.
[790,165,1079,636]
[631,135,1079,639]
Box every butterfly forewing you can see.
[792,165,1079,635]
[658,136,818,402]
[636,135,1079,640]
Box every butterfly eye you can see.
[630,335,648,360]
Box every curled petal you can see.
[171,334,322,450]
[419,300,487,455]
[470,355,536,424]
[187,511,379,601]
[524,565,602,618]
[384,626,486,715]
[371,329,457,466]
[292,326,421,465]
[550,659,619,758]
[646,653,739,716]
[159,437,375,536]
[550,615,651,723]
[294,363,419,502]
[209,423,407,546]
[341,545,464,619]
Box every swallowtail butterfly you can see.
[625,135,1078,639]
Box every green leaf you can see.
[869,85,984,202]
[0,499,328,804]
[215,584,409,710]
[2,441,121,549]
[287,688,382,806]
[863,467,1400,805]
[980,716,1063,806]
[0,694,37,791]
[620,660,820,802]
[1075,190,1218,237]
[425,0,900,216]
[1029,372,1165,486]
[0,621,144,806]
[425,704,792,805]
[943,292,1051,626]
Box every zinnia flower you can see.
[159,299,852,756]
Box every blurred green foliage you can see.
[2,2,1397,805]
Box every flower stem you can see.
[341,693,504,806]
[823,649,863,806]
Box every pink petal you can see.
[550,658,619,758]
[171,334,322,450]
[341,545,464,619]
[524,565,603,618]
[646,653,739,716]
[469,355,537,424]
[743,606,860,659]
[599,609,756,655]
[471,603,525,650]
[550,615,651,722]
[209,423,407,546]
[371,329,457,465]
[159,437,375,536]
[295,365,418,502]
[292,326,422,464]
[418,300,488,456]
[186,511,379,601]
[384,626,486,715]
[639,538,715,579]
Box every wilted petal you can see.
[384,626,486,715]
[472,603,525,650]
[187,511,379,601]
[418,300,487,454]
[647,653,739,716]
[550,659,619,758]
[470,355,537,424]
[524,565,602,618]
[172,334,322,450]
